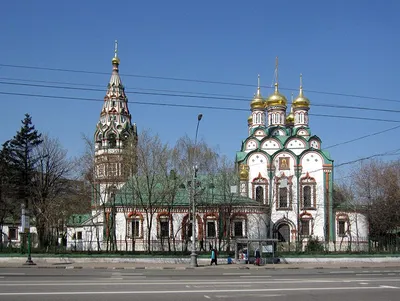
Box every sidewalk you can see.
[1,257,400,270]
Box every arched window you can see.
[252,174,268,204]
[279,187,288,207]
[96,133,102,149]
[300,173,316,209]
[127,214,142,238]
[303,186,311,207]
[277,224,290,242]
[275,176,293,209]
[255,186,264,203]
[108,133,116,148]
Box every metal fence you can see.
[1,236,400,254]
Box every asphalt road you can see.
[0,267,399,300]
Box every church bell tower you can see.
[94,41,137,205]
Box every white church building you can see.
[66,47,369,253]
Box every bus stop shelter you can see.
[234,238,279,264]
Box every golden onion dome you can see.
[266,83,287,107]
[292,86,310,108]
[250,75,265,110]
[239,165,249,180]
[292,74,310,109]
[250,93,264,110]
[286,111,294,124]
[247,115,253,124]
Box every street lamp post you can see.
[190,113,203,268]
[21,204,35,265]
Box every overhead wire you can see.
[1,80,400,116]
[1,63,400,104]
[2,63,400,158]
[1,90,400,123]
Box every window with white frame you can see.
[300,219,310,236]
[279,187,288,207]
[207,221,216,238]
[233,221,243,237]
[300,174,316,209]
[159,217,169,238]
[337,215,349,237]
[127,217,141,238]
[8,228,18,240]
[276,176,292,209]
[303,186,312,207]
[252,175,268,204]
[256,186,264,203]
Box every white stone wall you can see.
[67,209,268,252]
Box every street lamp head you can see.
[198,114,203,121]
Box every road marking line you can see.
[194,285,252,288]
[380,285,399,289]
[0,286,394,296]
[240,276,271,278]
[223,272,251,275]
[356,274,382,276]
[329,271,354,274]
[204,295,211,299]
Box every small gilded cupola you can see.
[293,74,310,128]
[285,93,295,127]
[249,75,266,133]
[266,57,288,127]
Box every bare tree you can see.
[123,130,171,252]
[31,135,76,249]
[352,159,400,252]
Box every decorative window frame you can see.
[299,212,314,237]
[230,213,247,238]
[126,211,144,239]
[300,172,317,210]
[336,213,350,237]
[275,173,293,210]
[181,213,203,240]
[251,173,268,204]
[203,213,218,239]
[157,212,172,239]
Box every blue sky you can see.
[1,0,399,180]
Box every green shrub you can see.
[305,237,325,253]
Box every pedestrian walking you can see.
[210,248,218,265]
[254,248,261,266]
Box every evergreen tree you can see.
[4,114,43,209]
[0,145,18,248]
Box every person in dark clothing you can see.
[254,248,261,266]
[199,239,205,252]
[210,248,218,265]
